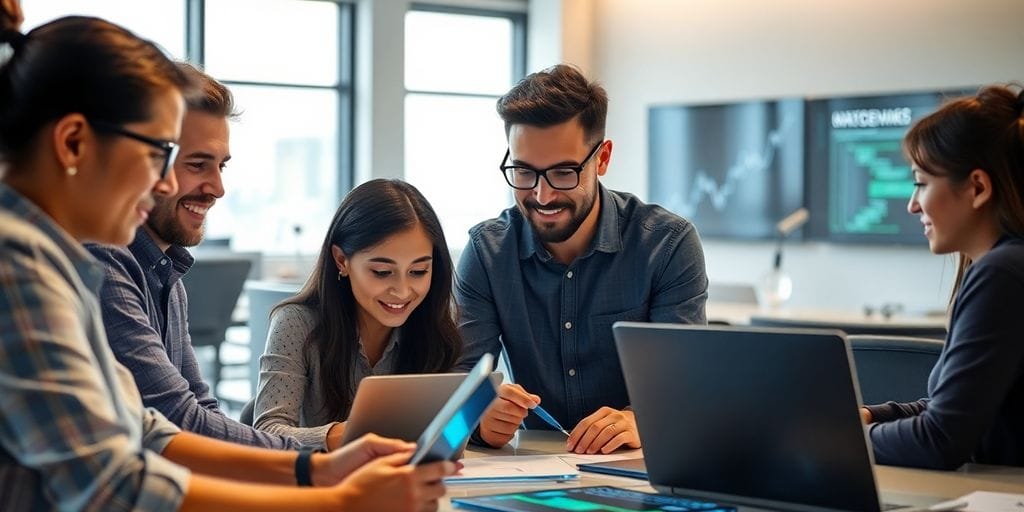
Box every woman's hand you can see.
[314,433,414,486]
[333,452,456,512]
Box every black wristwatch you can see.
[295,446,316,487]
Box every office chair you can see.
[246,281,301,397]
[848,335,945,405]
[182,255,252,399]
[748,315,947,339]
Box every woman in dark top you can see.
[861,85,1024,469]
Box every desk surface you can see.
[707,302,948,328]
[443,431,1024,511]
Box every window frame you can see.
[185,0,356,202]
[405,3,527,101]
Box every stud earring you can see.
[66,166,78,176]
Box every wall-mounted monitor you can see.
[649,99,805,240]
[804,90,972,245]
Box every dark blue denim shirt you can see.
[455,186,708,429]
[88,228,300,449]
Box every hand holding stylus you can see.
[478,383,539,447]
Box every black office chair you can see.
[848,335,944,405]
[748,315,947,339]
[182,255,253,399]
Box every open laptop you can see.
[340,371,503,446]
[605,322,937,512]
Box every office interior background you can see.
[22,0,1024,403]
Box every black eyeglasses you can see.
[500,140,605,190]
[90,119,179,180]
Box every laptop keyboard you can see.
[581,486,736,511]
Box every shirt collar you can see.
[357,328,402,369]
[0,183,105,290]
[129,227,195,284]
[518,184,622,261]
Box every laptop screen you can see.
[613,322,882,512]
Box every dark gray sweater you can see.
[866,236,1024,469]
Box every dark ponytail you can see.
[0,16,193,167]
[904,83,1024,304]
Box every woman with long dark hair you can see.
[0,6,452,510]
[255,178,462,448]
[861,85,1024,469]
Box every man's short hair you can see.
[176,61,239,119]
[496,64,607,144]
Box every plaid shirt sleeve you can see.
[0,234,190,511]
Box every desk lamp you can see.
[758,207,809,307]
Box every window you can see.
[202,0,353,254]
[23,0,186,57]
[22,0,354,255]
[404,6,526,253]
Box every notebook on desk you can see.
[609,322,936,512]
[575,457,648,480]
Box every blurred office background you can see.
[21,0,1024,408]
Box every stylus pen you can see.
[498,337,571,437]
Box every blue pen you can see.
[531,403,570,437]
[498,337,570,437]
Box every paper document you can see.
[952,491,1024,512]
[446,455,579,484]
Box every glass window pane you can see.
[205,0,338,86]
[405,11,512,95]
[405,94,511,252]
[205,85,338,255]
[21,0,185,58]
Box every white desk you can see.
[707,302,948,329]
[443,431,1024,511]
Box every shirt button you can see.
[564,321,572,330]
[159,259,167,265]
[566,270,574,279]
[568,368,576,377]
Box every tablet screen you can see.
[451,486,736,511]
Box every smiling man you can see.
[87,63,307,450]
[456,65,709,455]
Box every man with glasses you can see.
[456,64,708,454]
[87,64,310,450]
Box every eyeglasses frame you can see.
[90,119,179,180]
[499,139,605,191]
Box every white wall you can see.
[567,0,1024,311]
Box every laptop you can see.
[340,371,503,446]
[607,322,933,512]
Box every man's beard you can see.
[146,194,209,247]
[521,189,597,244]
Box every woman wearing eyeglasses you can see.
[0,6,452,511]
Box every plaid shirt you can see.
[0,184,189,511]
